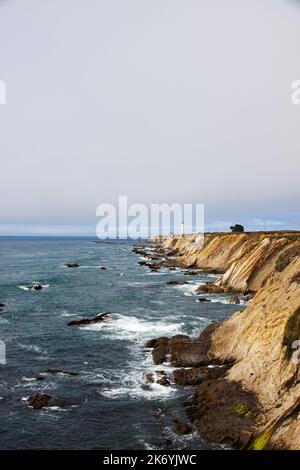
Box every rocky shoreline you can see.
[137,231,300,450]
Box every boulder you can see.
[195,284,224,294]
[68,311,111,326]
[144,373,154,384]
[172,418,192,435]
[26,393,67,410]
[172,365,230,386]
[155,371,171,386]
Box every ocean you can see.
[0,237,243,449]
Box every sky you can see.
[0,0,300,235]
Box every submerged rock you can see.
[67,311,111,326]
[172,418,192,435]
[183,270,201,276]
[196,298,211,303]
[65,263,80,268]
[156,371,171,386]
[228,294,240,304]
[166,280,189,285]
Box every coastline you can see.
[141,231,300,449]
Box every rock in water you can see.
[65,263,80,268]
[196,298,211,303]
[32,284,43,291]
[67,311,111,326]
[41,369,79,377]
[172,418,192,435]
[26,393,66,410]
[229,294,240,304]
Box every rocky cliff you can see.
[147,231,300,449]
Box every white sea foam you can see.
[196,295,249,305]
[79,313,184,340]
[174,283,199,296]
[18,343,43,353]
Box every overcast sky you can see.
[0,0,300,235]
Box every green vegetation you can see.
[252,431,272,450]
[283,307,300,358]
[231,402,255,419]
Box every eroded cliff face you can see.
[148,231,300,449]
[158,231,299,292]
[195,253,300,449]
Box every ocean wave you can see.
[17,343,49,359]
[100,381,175,400]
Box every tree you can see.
[230,224,244,233]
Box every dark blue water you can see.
[0,237,242,449]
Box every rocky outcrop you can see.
[25,393,71,410]
[67,312,111,326]
[39,369,79,378]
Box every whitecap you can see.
[18,343,42,353]
[79,313,184,341]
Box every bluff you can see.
[148,231,300,449]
